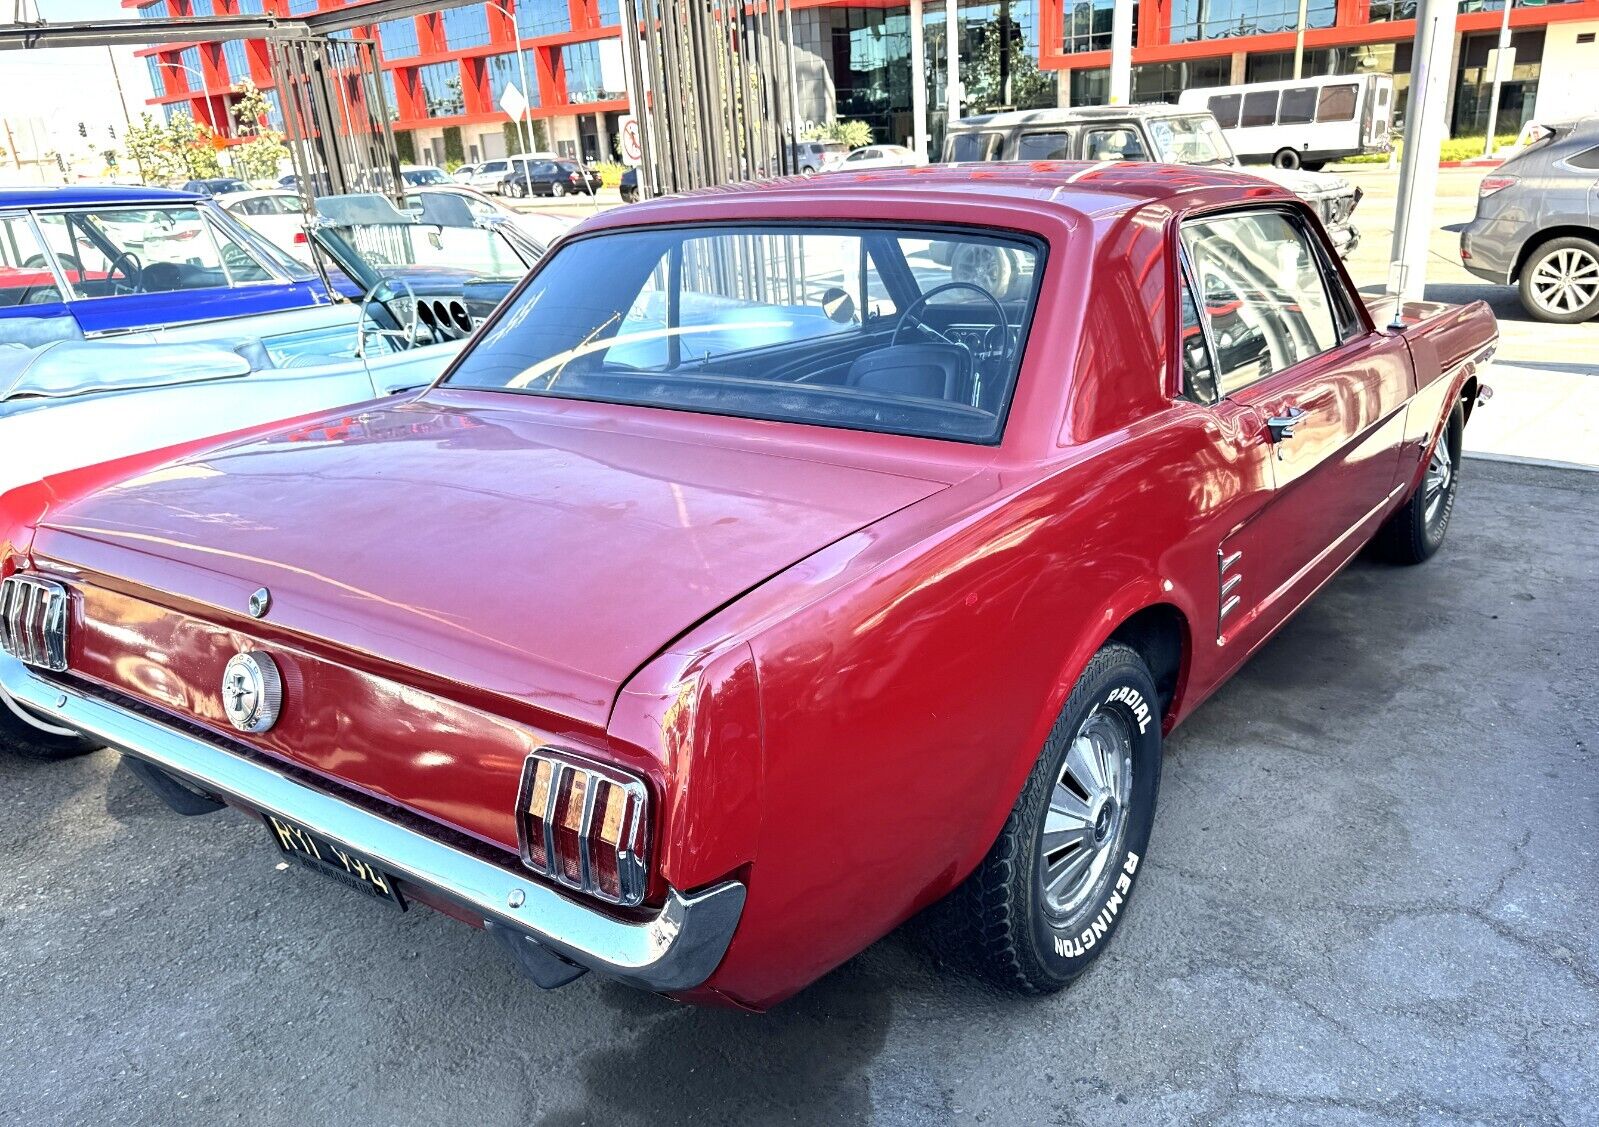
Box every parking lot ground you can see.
[2,457,1594,1126]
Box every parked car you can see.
[500,159,602,198]
[400,185,575,250]
[619,166,639,203]
[452,164,477,184]
[466,159,514,193]
[181,177,253,197]
[830,144,926,171]
[0,164,1495,1009]
[943,104,1365,258]
[1178,73,1394,169]
[0,186,333,345]
[1459,115,1599,323]
[400,165,452,187]
[215,188,314,263]
[790,139,850,173]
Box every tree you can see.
[963,14,1055,114]
[231,79,289,180]
[804,120,873,149]
[166,112,224,179]
[123,112,189,184]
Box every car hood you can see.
[1251,166,1354,199]
[34,394,949,729]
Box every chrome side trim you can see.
[0,652,745,994]
[0,574,69,672]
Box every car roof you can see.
[951,104,1200,129]
[214,189,297,202]
[0,185,201,208]
[581,162,1296,232]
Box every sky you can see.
[1,0,160,147]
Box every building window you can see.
[138,2,167,18]
[1453,27,1545,135]
[236,0,264,13]
[380,71,399,121]
[1062,0,1132,54]
[560,40,625,103]
[516,0,571,40]
[1130,58,1230,104]
[222,40,251,83]
[146,55,167,93]
[378,18,420,60]
[487,52,542,108]
[265,88,284,130]
[188,0,214,16]
[1367,0,1417,18]
[284,0,318,15]
[1170,0,1334,44]
[1069,66,1109,106]
[418,61,466,116]
[597,0,621,26]
[442,5,493,50]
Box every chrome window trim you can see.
[0,649,744,993]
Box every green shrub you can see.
[1338,133,1519,165]
[803,120,873,149]
[591,159,625,188]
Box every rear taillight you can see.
[1479,175,1516,198]
[517,751,648,906]
[292,231,307,245]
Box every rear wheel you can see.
[929,642,1161,993]
[551,181,567,197]
[1272,147,1302,170]
[0,694,102,761]
[1518,236,1599,324]
[1374,402,1464,565]
[506,180,525,199]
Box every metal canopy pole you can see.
[1387,0,1459,307]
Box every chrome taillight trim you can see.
[516,751,650,908]
[0,574,69,672]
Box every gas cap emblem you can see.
[248,587,271,619]
[221,651,283,734]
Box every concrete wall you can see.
[1535,20,1599,122]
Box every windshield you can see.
[946,132,1002,162]
[445,223,1045,443]
[317,220,535,282]
[403,168,451,186]
[1149,116,1235,166]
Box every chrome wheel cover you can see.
[1530,246,1599,316]
[1041,709,1134,917]
[1423,441,1454,526]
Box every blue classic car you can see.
[0,186,331,346]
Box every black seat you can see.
[845,343,966,402]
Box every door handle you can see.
[1265,406,1305,443]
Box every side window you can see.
[1278,87,1317,125]
[1082,127,1148,161]
[1209,94,1241,129]
[1566,145,1599,170]
[0,215,65,307]
[1177,266,1219,406]
[1316,84,1358,123]
[1179,211,1341,396]
[1241,91,1278,128]
[1017,131,1071,159]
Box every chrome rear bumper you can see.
[0,652,744,993]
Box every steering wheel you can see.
[356,275,421,359]
[892,281,1010,356]
[106,250,142,294]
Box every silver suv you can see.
[1460,116,1599,323]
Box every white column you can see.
[945,0,961,127]
[1388,0,1459,307]
[910,0,928,158]
[1109,0,1134,105]
[1293,0,1309,80]
[1482,0,1513,158]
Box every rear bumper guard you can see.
[0,652,744,993]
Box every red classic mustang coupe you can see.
[0,165,1495,1009]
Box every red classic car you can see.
[0,164,1496,1010]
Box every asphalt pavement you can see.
[1,458,1594,1126]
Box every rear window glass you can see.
[0,215,64,307]
[1317,84,1358,123]
[1567,145,1599,170]
[1208,94,1241,129]
[446,224,1046,444]
[1017,131,1071,160]
[946,132,1001,162]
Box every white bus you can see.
[1178,74,1393,170]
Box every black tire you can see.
[1301,160,1326,172]
[1272,147,1302,170]
[0,696,102,761]
[551,181,567,197]
[1518,236,1599,324]
[1374,401,1465,565]
[620,187,637,204]
[930,642,1161,993]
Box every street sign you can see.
[499,82,529,123]
[1486,46,1517,84]
[619,114,642,166]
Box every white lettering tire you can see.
[928,642,1162,992]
